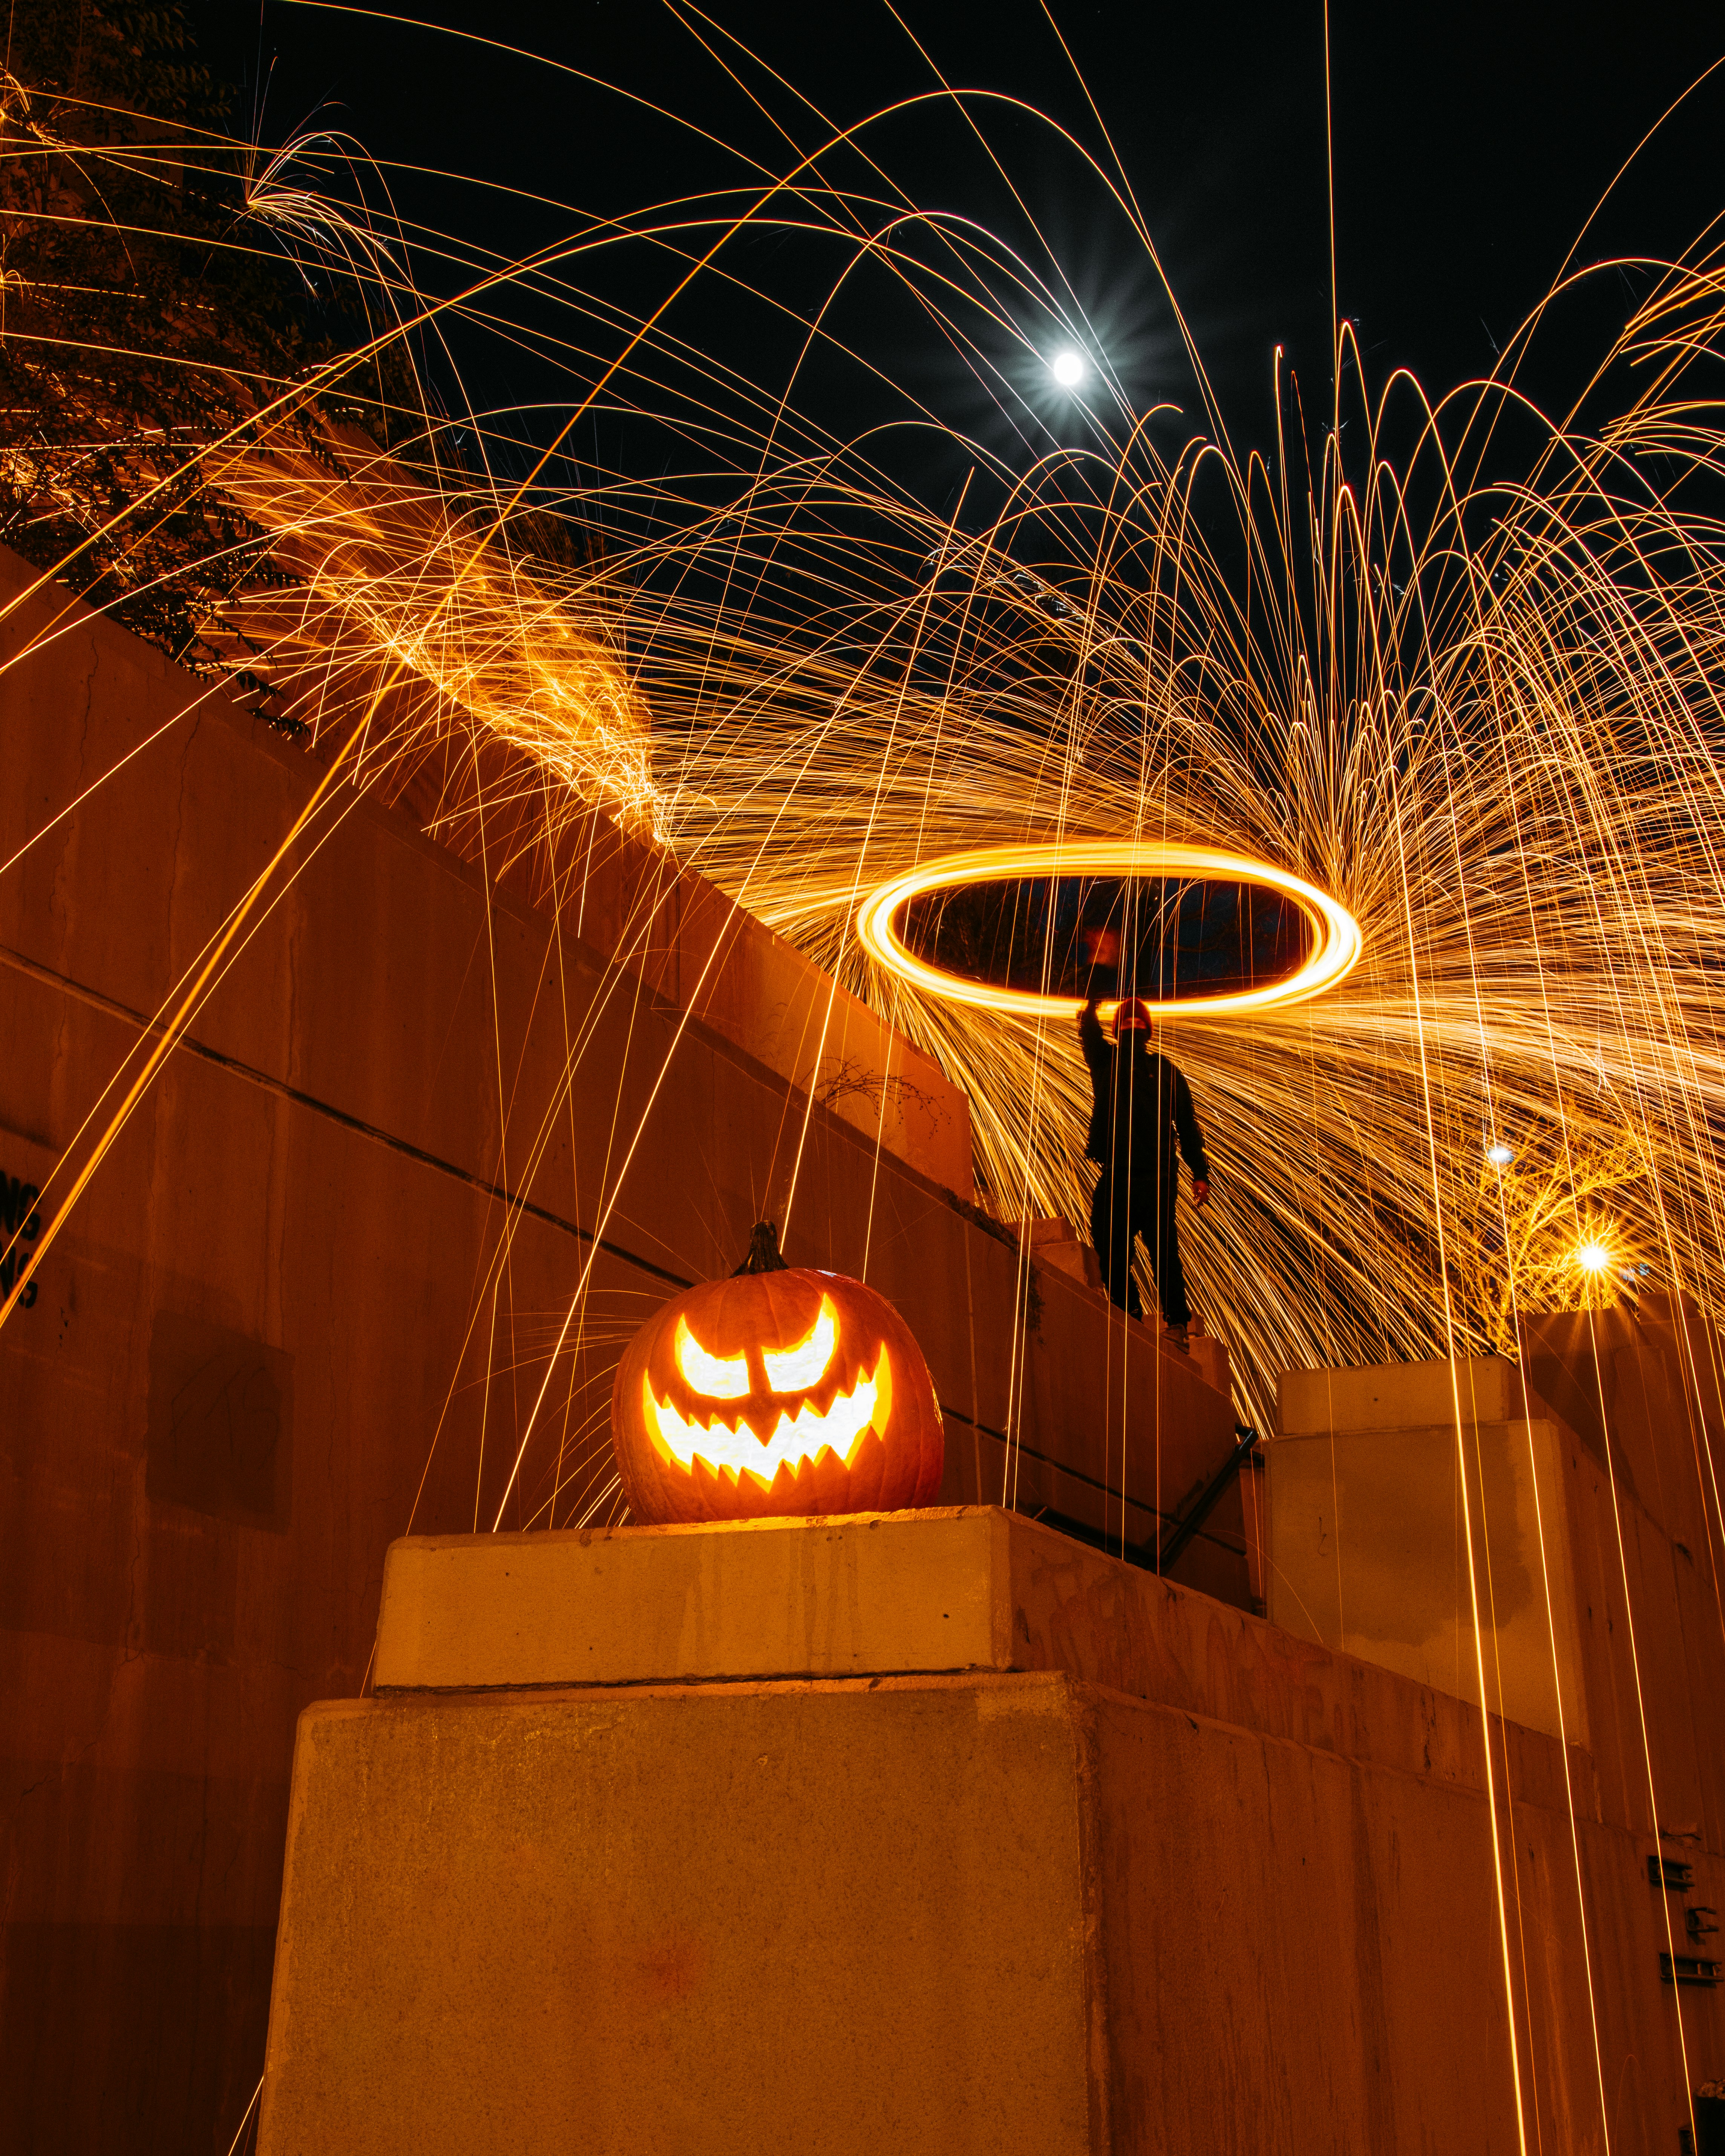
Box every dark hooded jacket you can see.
[1079,1000,1210,1186]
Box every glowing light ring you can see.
[856,842,1363,1020]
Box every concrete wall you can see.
[1267,1326,1725,1845]
[258,1510,1725,2154]
[1268,1360,1592,1743]
[1267,1328,1725,2144]
[368,712,978,1199]
[0,554,1248,2151]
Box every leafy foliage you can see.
[0,1,404,678]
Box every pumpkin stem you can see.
[734,1220,789,1275]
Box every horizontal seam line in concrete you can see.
[371,1664,1051,1695]
[0,937,695,1290]
[366,1671,1553,1803]
[8,940,1246,1564]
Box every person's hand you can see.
[1192,1178,1211,1208]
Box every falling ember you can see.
[209,432,662,839]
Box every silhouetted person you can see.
[1077,948,1210,1346]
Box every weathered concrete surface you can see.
[373,1505,1256,1694]
[377,1507,1015,1688]
[1265,1410,1589,1743]
[1276,1351,1532,1435]
[1266,1338,1725,1850]
[260,1510,1723,2154]
[262,1676,1102,2156]
[0,556,1247,2150]
[1264,1336,1725,2152]
[286,628,977,1197]
[1520,1297,1725,1557]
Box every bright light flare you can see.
[1049,348,1086,387]
[855,842,1363,1020]
[1486,1142,1515,1166]
[1574,1241,1613,1275]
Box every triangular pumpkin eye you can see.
[763,1295,836,1392]
[674,1314,751,1398]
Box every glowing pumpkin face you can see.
[611,1228,944,1524]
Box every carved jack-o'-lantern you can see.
[611,1223,944,1523]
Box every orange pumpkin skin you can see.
[611,1264,944,1524]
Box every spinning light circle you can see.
[855,842,1363,1020]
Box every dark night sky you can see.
[226,2,1725,511]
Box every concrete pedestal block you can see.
[261,1672,1107,2156]
[266,1510,1133,2154]
[1268,1346,1725,1868]
[371,1504,1227,1695]
[1265,1405,1589,1744]
[257,1505,1712,2154]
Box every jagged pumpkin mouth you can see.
[643,1345,894,1487]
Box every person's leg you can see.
[1090,1168,1143,1318]
[1150,1173,1190,1330]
